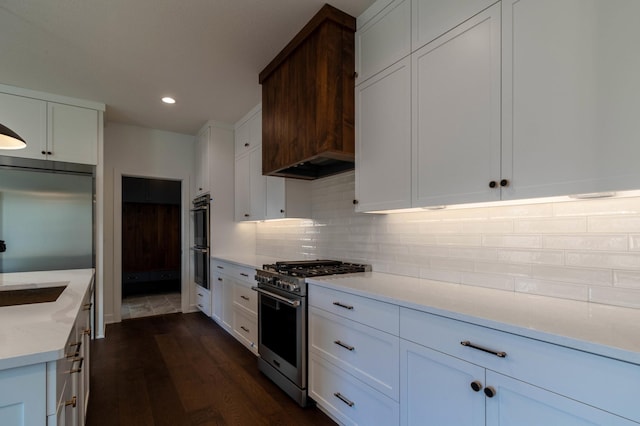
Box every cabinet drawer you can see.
[234,283,257,315]
[310,307,399,401]
[233,306,258,353]
[212,260,256,285]
[309,353,399,426]
[195,285,211,317]
[400,307,640,422]
[309,284,399,335]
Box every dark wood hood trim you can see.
[258,4,356,84]
[259,4,356,179]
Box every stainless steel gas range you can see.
[253,260,371,406]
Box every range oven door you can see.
[191,247,209,289]
[254,286,306,389]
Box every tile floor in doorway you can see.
[121,292,182,320]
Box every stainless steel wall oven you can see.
[191,194,210,289]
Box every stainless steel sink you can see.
[0,285,67,307]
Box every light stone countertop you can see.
[0,268,94,370]
[306,272,640,366]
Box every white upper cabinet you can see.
[413,4,501,207]
[502,0,640,200]
[0,87,102,165]
[234,107,261,158]
[355,0,411,84]
[412,0,498,50]
[0,93,47,159]
[47,102,98,165]
[194,126,210,196]
[265,177,311,220]
[356,57,412,212]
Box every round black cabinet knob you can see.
[484,386,496,398]
[470,381,483,392]
[280,209,285,214]
[489,181,497,188]
[353,199,359,205]
[500,179,509,187]
[41,150,47,155]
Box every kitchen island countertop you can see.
[307,271,640,366]
[0,268,94,370]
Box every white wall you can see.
[257,171,640,310]
[103,123,195,325]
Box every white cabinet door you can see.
[212,272,224,323]
[249,146,266,220]
[235,108,261,158]
[0,92,47,160]
[485,371,637,426]
[234,152,251,221]
[355,57,411,212]
[0,363,47,426]
[412,0,497,50]
[234,147,266,222]
[356,0,411,84]
[400,339,485,426]
[502,0,640,200]
[48,103,98,165]
[222,278,234,331]
[412,3,501,207]
[265,177,311,219]
[194,127,210,196]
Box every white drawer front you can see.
[212,260,256,286]
[309,353,400,426]
[233,282,257,315]
[310,307,399,401]
[233,306,258,354]
[309,284,399,335]
[400,307,640,422]
[195,286,211,317]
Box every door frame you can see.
[113,168,191,322]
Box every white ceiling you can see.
[0,0,375,135]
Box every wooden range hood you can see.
[259,4,356,180]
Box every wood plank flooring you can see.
[86,312,336,426]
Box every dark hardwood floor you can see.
[86,312,336,426]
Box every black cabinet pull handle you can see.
[240,295,250,301]
[218,278,223,281]
[334,392,355,407]
[470,381,483,392]
[334,340,355,351]
[244,214,250,217]
[333,301,354,310]
[240,273,249,277]
[461,341,507,358]
[240,326,250,333]
[244,142,250,147]
[484,386,496,398]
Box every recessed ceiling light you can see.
[162,97,176,104]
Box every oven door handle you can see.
[251,286,301,307]
[190,247,208,253]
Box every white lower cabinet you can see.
[0,284,92,426]
[309,353,400,426]
[308,284,400,425]
[400,307,640,425]
[212,259,258,355]
[195,284,211,317]
[401,339,485,426]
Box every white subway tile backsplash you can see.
[482,234,543,248]
[514,217,587,234]
[589,286,640,309]
[542,234,628,251]
[613,271,640,289]
[588,215,640,233]
[515,278,589,301]
[497,249,564,265]
[566,252,640,270]
[461,272,515,291]
[255,172,640,309]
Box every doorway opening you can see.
[121,176,182,319]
